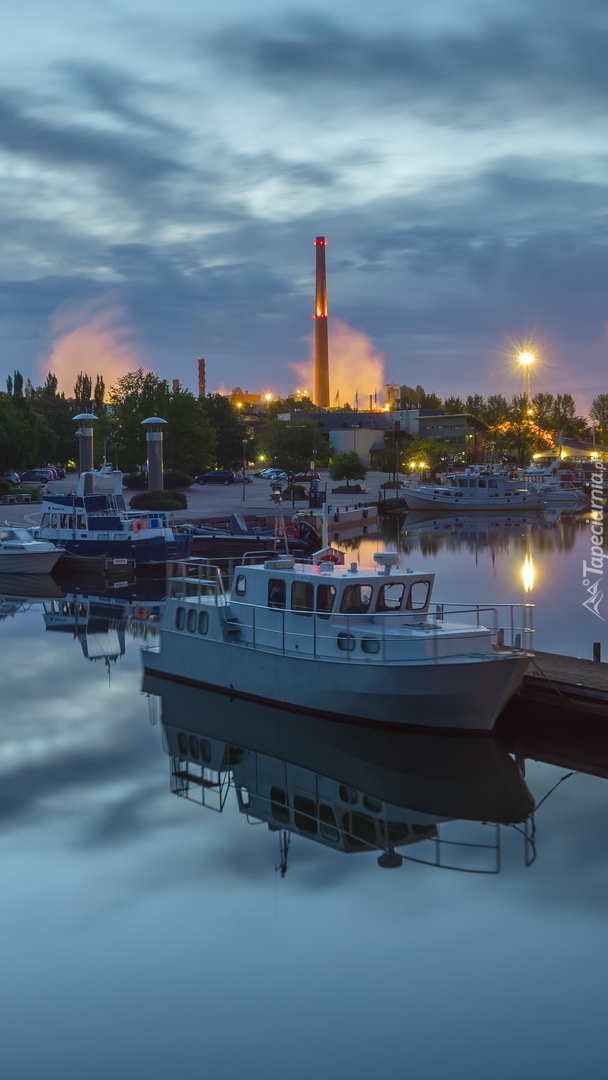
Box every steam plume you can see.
[39,298,144,398]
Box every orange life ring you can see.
[284,525,299,539]
[322,550,342,564]
[132,519,147,533]
[133,604,149,619]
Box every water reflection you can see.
[397,508,583,557]
[143,674,536,874]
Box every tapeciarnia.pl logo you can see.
[582,463,605,621]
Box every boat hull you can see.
[143,635,529,733]
[52,534,191,566]
[403,490,544,511]
[0,550,62,574]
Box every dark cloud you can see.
[0,87,183,184]
[206,13,608,120]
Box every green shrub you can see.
[122,472,146,489]
[331,484,367,494]
[129,490,187,511]
[0,479,10,495]
[164,470,195,489]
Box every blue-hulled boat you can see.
[30,472,192,568]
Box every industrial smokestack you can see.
[313,237,329,408]
[198,358,206,398]
[172,379,180,394]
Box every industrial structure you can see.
[313,236,330,408]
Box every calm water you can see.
[1,511,607,1080]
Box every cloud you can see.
[39,297,145,395]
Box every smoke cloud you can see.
[291,319,385,407]
[39,298,144,398]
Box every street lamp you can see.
[242,439,248,501]
[517,351,535,401]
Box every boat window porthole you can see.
[361,637,380,654]
[177,732,188,755]
[337,632,356,651]
[176,607,185,630]
[339,785,358,805]
[235,575,246,596]
[187,609,197,633]
[363,795,382,813]
[188,735,200,759]
[198,610,208,635]
[200,739,211,763]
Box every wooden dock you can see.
[514,650,608,718]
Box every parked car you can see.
[195,470,237,485]
[235,473,253,484]
[1,472,21,486]
[20,468,56,483]
[289,471,321,484]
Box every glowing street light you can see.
[517,351,535,400]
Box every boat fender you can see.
[132,519,147,533]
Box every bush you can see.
[129,490,187,511]
[123,472,146,489]
[164,470,195,489]
[331,484,366,494]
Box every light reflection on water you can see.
[0,515,607,1080]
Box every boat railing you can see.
[166,558,228,604]
[210,601,534,661]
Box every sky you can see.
[1,0,607,412]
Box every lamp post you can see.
[242,439,248,501]
[141,417,167,491]
[517,351,535,401]
[73,412,97,488]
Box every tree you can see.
[551,394,587,438]
[484,394,510,427]
[329,451,367,488]
[401,437,452,478]
[199,393,250,468]
[590,394,608,444]
[443,396,465,414]
[465,395,485,418]
[419,391,442,409]
[73,372,93,412]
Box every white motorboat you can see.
[520,465,586,505]
[402,473,544,512]
[0,526,62,574]
[142,549,533,732]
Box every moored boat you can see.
[30,471,192,568]
[142,549,533,733]
[0,526,63,574]
[402,473,544,511]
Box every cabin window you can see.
[239,787,250,808]
[351,812,377,846]
[294,795,318,834]
[270,786,290,823]
[41,514,51,526]
[406,580,431,610]
[186,609,197,633]
[200,738,211,763]
[188,735,200,759]
[375,582,405,612]
[177,732,188,755]
[363,795,382,813]
[361,637,380,654]
[488,479,498,489]
[478,479,487,489]
[60,514,69,528]
[291,580,313,614]
[77,514,86,529]
[234,574,246,596]
[457,479,467,488]
[316,584,336,618]
[198,610,209,635]
[337,632,356,651]
[268,579,286,609]
[319,805,340,843]
[175,607,185,630]
[340,584,372,614]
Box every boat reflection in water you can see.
[143,675,535,873]
[0,572,66,619]
[43,582,165,666]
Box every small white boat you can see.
[520,466,586,505]
[142,549,533,732]
[402,473,544,512]
[0,526,62,574]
